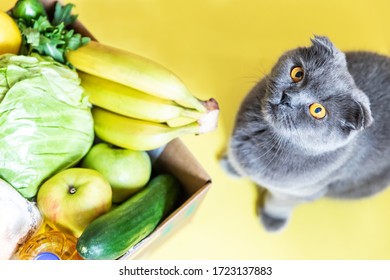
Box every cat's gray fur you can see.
[221,36,390,232]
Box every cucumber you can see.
[76,173,181,260]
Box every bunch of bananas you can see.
[67,41,219,151]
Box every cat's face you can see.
[262,36,373,153]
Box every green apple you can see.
[37,168,112,238]
[81,142,152,203]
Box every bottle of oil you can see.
[17,229,83,260]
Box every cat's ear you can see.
[311,36,337,52]
[311,35,346,65]
[343,98,374,131]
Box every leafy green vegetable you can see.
[11,0,90,65]
[0,53,94,200]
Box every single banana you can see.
[79,71,204,124]
[167,99,220,127]
[166,116,197,127]
[92,106,205,151]
[67,41,206,112]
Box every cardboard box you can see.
[121,139,211,259]
[40,0,212,260]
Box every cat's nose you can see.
[280,91,292,108]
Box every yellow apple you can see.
[81,142,152,203]
[37,168,112,238]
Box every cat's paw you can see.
[260,210,289,232]
[219,154,242,178]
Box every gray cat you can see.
[221,36,390,232]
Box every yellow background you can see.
[2,0,390,259]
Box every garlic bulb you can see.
[0,178,43,259]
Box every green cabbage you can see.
[0,53,94,200]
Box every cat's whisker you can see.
[262,133,286,170]
[249,130,282,162]
[251,135,278,161]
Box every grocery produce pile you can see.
[0,0,219,260]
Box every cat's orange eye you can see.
[309,103,326,119]
[290,66,304,83]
